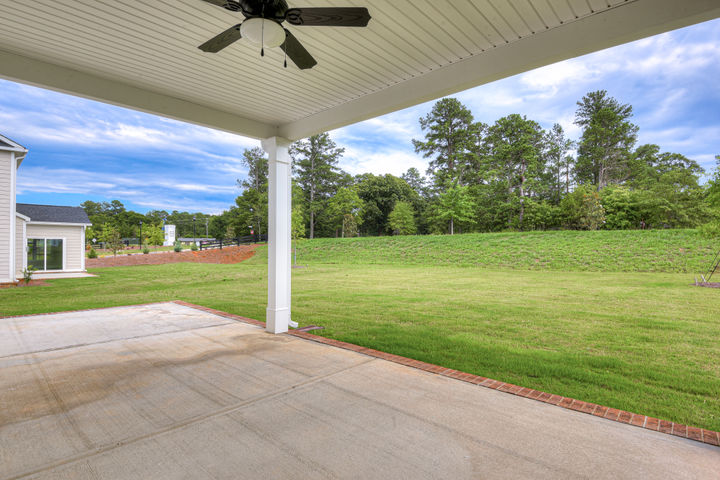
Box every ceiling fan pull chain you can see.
[283,31,288,68]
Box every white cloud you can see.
[16,166,239,213]
[340,146,428,177]
[639,125,720,152]
[519,58,604,92]
[631,42,718,75]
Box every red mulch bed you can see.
[0,280,49,289]
[694,282,720,289]
[87,245,257,268]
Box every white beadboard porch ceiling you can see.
[0,0,718,140]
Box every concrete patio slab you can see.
[0,303,717,479]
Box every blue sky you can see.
[3,18,719,215]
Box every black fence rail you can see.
[199,235,267,250]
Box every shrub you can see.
[22,267,35,285]
[101,225,124,256]
[388,201,416,235]
[87,248,98,259]
[191,242,199,251]
[698,221,720,238]
[142,246,150,254]
[174,242,182,252]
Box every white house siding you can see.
[15,216,25,277]
[26,224,85,272]
[0,151,12,282]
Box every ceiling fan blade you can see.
[198,0,244,12]
[285,7,371,27]
[198,24,243,53]
[281,29,317,70]
[199,0,227,7]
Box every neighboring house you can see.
[0,133,91,283]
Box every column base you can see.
[266,307,290,334]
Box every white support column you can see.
[81,225,86,272]
[262,136,293,334]
[7,152,17,283]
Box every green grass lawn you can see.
[296,229,717,273]
[1,230,719,431]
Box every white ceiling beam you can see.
[0,49,277,140]
[279,0,720,140]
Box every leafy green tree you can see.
[80,200,106,218]
[81,200,120,234]
[484,114,547,228]
[209,208,237,239]
[401,167,428,198]
[600,186,645,229]
[708,155,720,209]
[107,200,124,215]
[623,145,708,228]
[342,214,359,238]
[559,186,601,230]
[388,201,417,235]
[291,133,345,238]
[521,198,562,231]
[117,210,146,239]
[239,147,268,192]
[145,209,169,224]
[579,190,606,230]
[560,187,605,230]
[143,223,164,246]
[432,185,475,235]
[545,123,575,202]
[326,187,363,237]
[413,98,482,188]
[100,224,124,256]
[574,90,639,189]
[234,189,267,239]
[236,147,268,238]
[291,204,305,265]
[356,174,420,235]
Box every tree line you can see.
[82,199,214,246]
[214,90,719,238]
[83,89,720,242]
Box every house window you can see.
[27,238,64,271]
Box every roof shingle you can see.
[16,204,91,224]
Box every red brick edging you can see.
[2,300,718,448]
[172,300,720,448]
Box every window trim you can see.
[26,237,66,272]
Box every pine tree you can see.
[291,133,345,239]
[412,98,480,188]
[545,123,575,203]
[484,114,546,227]
[239,147,268,192]
[575,90,638,189]
[236,147,269,238]
[401,167,428,198]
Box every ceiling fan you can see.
[198,0,371,70]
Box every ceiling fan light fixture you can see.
[240,18,286,48]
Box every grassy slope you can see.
[1,230,719,431]
[296,229,718,273]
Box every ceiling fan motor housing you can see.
[200,0,371,69]
[224,0,289,20]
